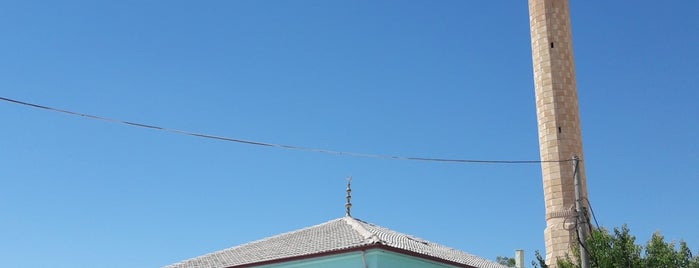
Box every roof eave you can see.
[225,244,478,268]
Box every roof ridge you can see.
[166,217,510,268]
[227,217,346,249]
[165,218,347,268]
[343,219,509,268]
[342,216,381,244]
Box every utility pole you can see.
[573,156,590,268]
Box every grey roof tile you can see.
[165,217,508,268]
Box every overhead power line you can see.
[0,96,571,164]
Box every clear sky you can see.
[1,1,697,267]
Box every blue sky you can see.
[1,1,697,267]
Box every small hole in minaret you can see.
[550,42,554,48]
[558,127,562,133]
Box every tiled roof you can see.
[165,217,508,268]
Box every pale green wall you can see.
[254,251,362,268]
[369,250,458,268]
[254,249,460,268]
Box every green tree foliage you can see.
[532,250,549,268]
[496,256,516,267]
[532,225,699,268]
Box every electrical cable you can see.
[562,216,577,231]
[586,198,615,267]
[575,217,599,268]
[585,198,601,230]
[586,208,594,238]
[0,96,573,164]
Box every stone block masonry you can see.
[528,0,588,266]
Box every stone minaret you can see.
[528,0,588,265]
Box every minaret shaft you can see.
[528,0,588,265]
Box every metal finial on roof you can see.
[345,176,352,217]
